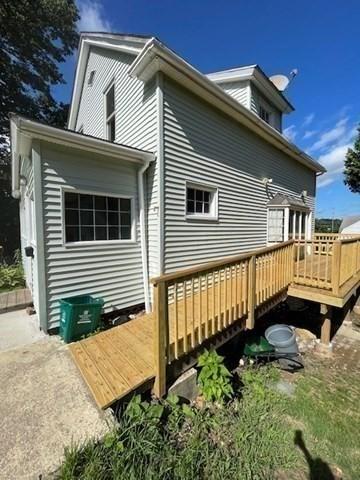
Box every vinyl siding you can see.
[75,46,159,279]
[219,80,249,108]
[250,85,282,132]
[40,142,144,330]
[162,78,315,272]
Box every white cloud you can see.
[302,113,315,127]
[317,143,351,188]
[309,117,349,152]
[77,0,111,32]
[303,130,317,140]
[283,125,297,142]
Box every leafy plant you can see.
[58,366,297,480]
[125,394,164,423]
[0,249,25,291]
[197,349,234,403]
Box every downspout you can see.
[138,160,151,312]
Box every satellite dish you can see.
[269,74,290,92]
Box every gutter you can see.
[137,160,151,312]
[129,39,325,175]
[10,114,155,196]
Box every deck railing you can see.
[151,240,294,396]
[294,236,360,294]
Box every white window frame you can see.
[104,80,116,142]
[61,187,136,247]
[185,181,218,221]
[267,206,311,244]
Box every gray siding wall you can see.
[40,142,145,330]
[162,78,315,272]
[219,80,249,108]
[250,85,282,132]
[75,46,159,280]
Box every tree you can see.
[344,125,360,194]
[0,0,79,259]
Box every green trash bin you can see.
[59,295,104,343]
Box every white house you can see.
[340,215,360,234]
[10,33,325,332]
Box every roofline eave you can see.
[129,39,325,175]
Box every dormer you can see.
[207,65,294,133]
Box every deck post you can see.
[331,240,341,296]
[320,303,332,345]
[153,281,168,398]
[246,255,256,329]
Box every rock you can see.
[168,368,198,402]
[295,328,316,341]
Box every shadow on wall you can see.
[294,430,335,480]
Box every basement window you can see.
[105,82,115,142]
[186,183,218,220]
[64,191,133,244]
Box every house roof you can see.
[10,114,154,198]
[68,33,325,175]
[206,65,294,114]
[340,215,360,231]
[267,193,309,210]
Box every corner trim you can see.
[32,141,48,331]
[157,72,165,275]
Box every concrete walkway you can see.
[0,331,111,479]
[0,309,45,352]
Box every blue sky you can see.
[55,0,360,218]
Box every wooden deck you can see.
[0,288,32,314]
[70,236,360,409]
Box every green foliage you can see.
[315,218,342,233]
[344,124,360,193]
[0,249,25,291]
[197,349,233,402]
[58,366,296,480]
[0,0,79,258]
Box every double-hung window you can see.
[105,82,115,142]
[64,191,133,244]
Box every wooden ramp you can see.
[70,237,360,409]
[69,315,155,409]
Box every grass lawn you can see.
[57,343,360,480]
[286,354,360,479]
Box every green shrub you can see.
[197,349,233,403]
[0,250,25,292]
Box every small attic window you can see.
[88,70,96,86]
[259,105,271,124]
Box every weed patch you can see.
[57,366,296,480]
